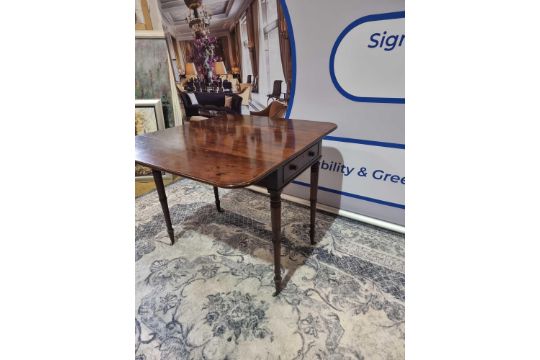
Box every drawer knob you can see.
[289,164,297,171]
[308,150,316,156]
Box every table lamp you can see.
[214,61,227,78]
[185,62,198,80]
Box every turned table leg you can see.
[213,186,223,212]
[309,161,320,245]
[152,169,175,245]
[269,189,282,295]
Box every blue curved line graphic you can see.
[280,0,296,119]
[329,11,405,104]
[324,135,405,149]
[291,180,405,209]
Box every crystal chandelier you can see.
[184,0,212,38]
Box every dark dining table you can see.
[135,114,337,295]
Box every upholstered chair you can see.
[237,83,252,106]
[250,101,287,119]
[229,78,240,92]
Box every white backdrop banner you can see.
[281,0,405,225]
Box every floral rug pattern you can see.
[136,179,404,360]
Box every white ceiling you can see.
[159,0,250,39]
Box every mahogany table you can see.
[135,114,337,295]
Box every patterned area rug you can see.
[135,179,405,360]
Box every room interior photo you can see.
[159,0,291,121]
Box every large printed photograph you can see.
[166,0,292,118]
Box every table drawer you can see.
[283,143,320,184]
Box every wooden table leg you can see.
[310,162,320,245]
[213,186,223,212]
[269,189,282,295]
[152,169,175,245]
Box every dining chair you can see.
[267,80,283,104]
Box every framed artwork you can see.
[135,99,170,180]
[135,37,179,127]
[135,0,153,31]
[135,99,165,134]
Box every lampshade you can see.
[231,66,240,74]
[214,61,227,76]
[184,0,202,9]
[185,62,198,76]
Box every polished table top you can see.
[135,114,337,188]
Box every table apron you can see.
[255,141,321,191]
